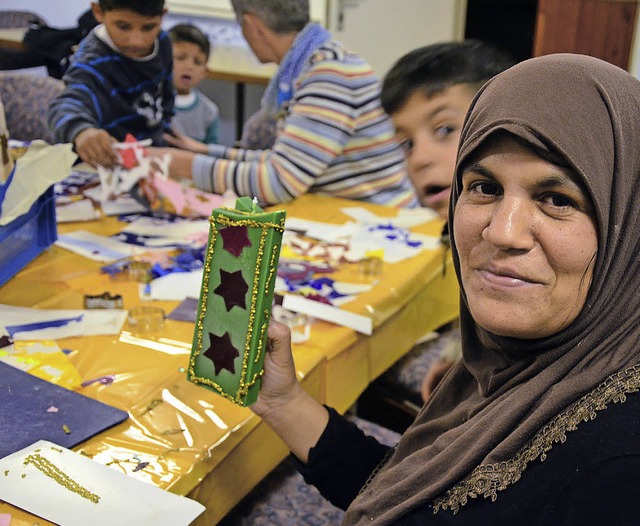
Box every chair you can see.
[0,72,64,143]
[218,416,401,525]
[0,10,45,29]
[0,10,48,71]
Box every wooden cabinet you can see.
[533,0,638,69]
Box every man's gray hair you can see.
[231,0,310,33]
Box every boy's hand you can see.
[164,129,209,154]
[421,358,454,403]
[74,128,119,168]
[147,147,195,181]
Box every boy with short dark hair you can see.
[381,40,515,220]
[47,0,174,169]
[377,40,515,406]
[169,23,220,145]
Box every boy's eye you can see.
[398,138,414,153]
[115,22,131,30]
[434,124,456,139]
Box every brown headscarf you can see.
[343,54,640,524]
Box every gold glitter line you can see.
[24,453,100,503]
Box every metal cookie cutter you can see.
[84,292,124,309]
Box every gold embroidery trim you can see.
[432,364,640,514]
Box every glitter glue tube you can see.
[188,196,286,406]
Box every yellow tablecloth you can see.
[0,193,459,525]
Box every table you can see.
[0,193,459,525]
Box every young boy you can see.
[377,40,515,408]
[169,23,220,145]
[381,40,515,220]
[47,0,174,169]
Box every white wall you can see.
[327,0,466,76]
[1,0,91,27]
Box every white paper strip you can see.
[282,293,373,335]
[0,440,205,526]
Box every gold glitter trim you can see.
[24,453,100,503]
[432,364,640,514]
[190,213,281,405]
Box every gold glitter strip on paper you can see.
[432,364,640,514]
[24,453,100,503]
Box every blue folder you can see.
[0,362,129,458]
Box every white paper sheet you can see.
[149,269,204,301]
[0,304,127,340]
[0,141,77,225]
[83,186,148,216]
[282,293,373,335]
[55,230,167,262]
[56,199,100,223]
[0,440,205,526]
[121,217,210,247]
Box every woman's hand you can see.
[252,320,301,419]
[251,320,329,463]
[164,129,209,154]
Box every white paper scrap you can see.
[56,199,100,223]
[55,230,166,262]
[0,440,205,526]
[149,269,204,301]
[282,294,372,335]
[0,304,127,341]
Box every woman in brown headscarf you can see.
[253,53,640,525]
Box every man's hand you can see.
[74,128,119,168]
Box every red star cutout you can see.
[203,331,239,374]
[214,269,248,311]
[220,226,252,257]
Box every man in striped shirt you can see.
[155,0,418,208]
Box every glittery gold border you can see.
[432,364,640,514]
[189,212,285,405]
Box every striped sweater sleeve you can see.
[191,47,399,205]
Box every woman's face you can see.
[454,136,598,339]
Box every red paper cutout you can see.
[120,133,141,169]
[204,331,239,374]
[214,269,248,311]
[220,226,252,257]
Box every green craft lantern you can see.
[188,197,286,406]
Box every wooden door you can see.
[533,0,638,69]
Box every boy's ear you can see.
[91,2,105,23]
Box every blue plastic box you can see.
[0,185,57,287]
